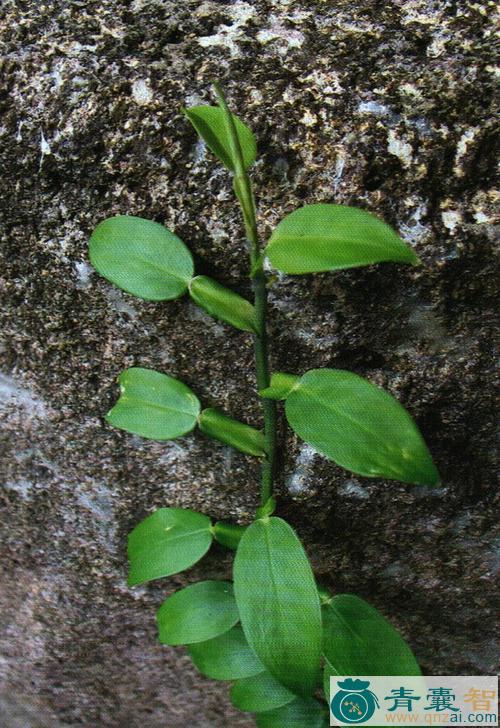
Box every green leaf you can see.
[322,594,421,676]
[157,581,238,645]
[285,369,439,486]
[230,671,296,713]
[184,105,257,172]
[213,522,247,550]
[323,657,335,701]
[260,372,300,400]
[107,367,200,440]
[233,517,322,697]
[189,275,256,332]
[255,697,329,728]
[265,204,419,274]
[198,408,266,457]
[89,215,194,300]
[127,508,212,586]
[188,625,264,680]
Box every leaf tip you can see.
[423,458,441,487]
[415,467,441,488]
[430,471,442,487]
[127,573,140,588]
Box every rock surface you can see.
[0,0,498,725]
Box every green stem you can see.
[253,272,277,504]
[213,82,277,507]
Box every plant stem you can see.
[213,82,277,507]
[253,272,277,504]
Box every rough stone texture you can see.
[0,0,498,725]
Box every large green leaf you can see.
[255,697,329,728]
[188,625,264,680]
[285,369,439,486]
[233,517,322,697]
[127,508,212,586]
[265,204,419,274]
[322,594,421,676]
[107,367,200,440]
[157,581,238,645]
[230,671,296,713]
[189,275,256,332]
[198,408,266,457]
[184,105,257,172]
[89,215,193,300]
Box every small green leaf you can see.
[107,367,200,440]
[128,508,212,586]
[184,105,257,172]
[188,625,264,680]
[189,275,256,332]
[255,697,329,728]
[322,594,421,676]
[285,369,439,486]
[198,408,266,457]
[89,215,194,300]
[233,517,322,697]
[230,671,296,713]
[213,522,247,550]
[260,372,300,400]
[265,204,419,274]
[157,581,238,645]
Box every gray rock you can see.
[0,0,498,725]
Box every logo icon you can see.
[331,678,380,724]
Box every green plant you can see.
[88,83,438,726]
